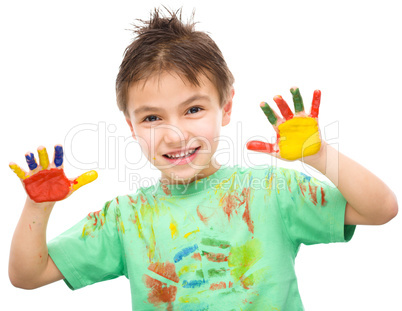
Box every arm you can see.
[9,197,64,289]
[303,142,398,225]
[8,145,97,289]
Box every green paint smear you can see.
[208,267,227,277]
[228,239,263,282]
[196,269,204,278]
[260,102,277,125]
[290,88,304,112]
[201,237,230,249]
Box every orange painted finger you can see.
[273,95,294,120]
[309,90,321,118]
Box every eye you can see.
[143,115,160,122]
[187,106,203,114]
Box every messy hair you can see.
[116,7,235,116]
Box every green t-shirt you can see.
[48,164,356,310]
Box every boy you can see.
[9,8,398,310]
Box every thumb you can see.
[246,140,278,154]
[71,170,98,191]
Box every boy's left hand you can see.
[247,87,322,161]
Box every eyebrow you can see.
[133,94,210,116]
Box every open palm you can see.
[9,145,97,203]
[247,87,322,161]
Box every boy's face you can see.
[125,72,233,184]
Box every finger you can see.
[273,95,294,120]
[246,140,279,154]
[71,170,98,191]
[9,162,27,180]
[309,89,321,118]
[25,152,38,171]
[260,102,280,126]
[290,87,304,113]
[38,146,50,170]
[53,145,64,168]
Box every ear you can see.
[126,118,137,140]
[221,88,235,127]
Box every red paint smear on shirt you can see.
[23,168,71,203]
[299,182,307,197]
[241,187,254,234]
[191,253,202,261]
[196,205,210,225]
[148,262,179,283]
[161,184,171,196]
[309,184,318,205]
[222,191,241,220]
[143,275,177,309]
[203,251,228,262]
[229,281,234,288]
[321,187,327,206]
[210,282,226,291]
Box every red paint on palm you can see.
[23,168,72,203]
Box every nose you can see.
[157,122,190,145]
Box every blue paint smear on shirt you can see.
[182,279,207,288]
[174,244,198,263]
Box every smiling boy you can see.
[9,8,398,311]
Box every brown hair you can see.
[115,7,235,116]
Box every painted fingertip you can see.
[313,89,321,98]
[54,145,64,167]
[260,102,278,125]
[38,147,49,170]
[273,95,283,101]
[25,152,38,170]
[9,163,26,179]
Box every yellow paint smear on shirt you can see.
[9,164,26,179]
[178,263,198,277]
[178,295,200,303]
[278,117,321,160]
[184,228,200,238]
[169,220,178,239]
[72,170,98,190]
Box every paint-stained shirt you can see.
[48,164,356,310]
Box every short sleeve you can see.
[47,198,126,290]
[275,168,356,248]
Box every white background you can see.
[1,0,401,310]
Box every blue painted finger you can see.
[25,152,38,170]
[54,145,64,167]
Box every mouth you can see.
[163,146,201,160]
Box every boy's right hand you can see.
[9,145,98,203]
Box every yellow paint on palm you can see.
[9,164,26,179]
[38,148,49,169]
[277,117,321,160]
[72,170,98,191]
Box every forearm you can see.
[304,142,398,224]
[9,197,56,288]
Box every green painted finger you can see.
[290,87,304,113]
[260,102,278,125]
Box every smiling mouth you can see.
[163,146,201,159]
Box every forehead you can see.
[127,72,219,114]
